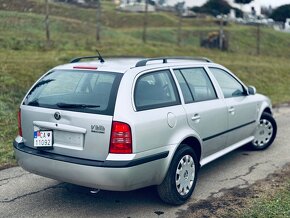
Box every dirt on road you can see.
[176,163,290,218]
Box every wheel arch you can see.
[179,137,202,163]
[263,107,272,115]
[258,98,274,120]
[158,135,202,185]
[171,136,202,171]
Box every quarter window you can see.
[134,70,180,111]
[209,68,246,98]
[174,68,217,102]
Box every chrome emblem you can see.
[91,125,105,134]
[54,112,61,120]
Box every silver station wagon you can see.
[14,56,277,205]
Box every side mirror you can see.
[248,86,256,95]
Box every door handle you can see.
[228,107,235,114]
[191,114,201,121]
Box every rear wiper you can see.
[56,103,100,108]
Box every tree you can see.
[234,0,254,17]
[192,0,232,16]
[270,4,290,23]
[234,0,253,4]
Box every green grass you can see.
[239,181,290,218]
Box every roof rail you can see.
[70,50,105,63]
[135,57,212,67]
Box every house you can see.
[285,18,290,32]
[119,0,156,12]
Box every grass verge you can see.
[241,182,290,217]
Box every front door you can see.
[208,67,258,147]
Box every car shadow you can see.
[31,145,270,217]
[58,146,252,204]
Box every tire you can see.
[249,112,277,150]
[157,145,199,205]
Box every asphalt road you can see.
[1,106,289,218]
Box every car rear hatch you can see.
[20,69,122,161]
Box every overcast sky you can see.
[167,0,290,11]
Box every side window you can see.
[134,70,180,111]
[209,68,246,98]
[174,68,217,102]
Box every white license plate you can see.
[34,130,53,148]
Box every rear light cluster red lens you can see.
[18,109,22,137]
[110,121,132,154]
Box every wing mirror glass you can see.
[248,86,256,95]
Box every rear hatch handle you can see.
[33,121,87,134]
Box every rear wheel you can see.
[249,112,277,150]
[157,145,199,205]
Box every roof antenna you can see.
[96,49,105,63]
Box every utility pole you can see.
[45,0,51,48]
[177,8,183,46]
[176,2,184,46]
[142,0,148,43]
[256,22,260,55]
[96,0,101,42]
[219,14,224,50]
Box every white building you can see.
[119,0,156,12]
[285,18,290,32]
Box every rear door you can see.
[173,67,229,157]
[21,69,122,161]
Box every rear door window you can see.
[174,68,217,102]
[24,70,122,115]
[134,70,180,111]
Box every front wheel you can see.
[157,145,199,205]
[249,112,277,150]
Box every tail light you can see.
[110,121,132,154]
[18,109,22,137]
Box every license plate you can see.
[34,130,53,148]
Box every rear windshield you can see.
[23,70,123,115]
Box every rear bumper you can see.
[14,140,169,191]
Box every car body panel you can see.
[224,95,258,146]
[181,99,229,157]
[14,57,275,193]
[21,105,113,161]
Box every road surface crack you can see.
[219,161,269,182]
[0,172,30,182]
[206,161,269,198]
[239,178,250,186]
[0,180,9,187]
[0,183,65,203]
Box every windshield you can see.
[24,70,123,115]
